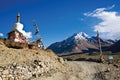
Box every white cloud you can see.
[84,5,120,40]
[0,33,3,37]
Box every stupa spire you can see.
[17,13,20,23]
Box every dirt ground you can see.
[34,61,120,80]
[0,41,120,80]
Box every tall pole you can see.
[33,20,45,49]
[97,31,103,61]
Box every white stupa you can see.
[14,13,32,39]
[8,13,27,43]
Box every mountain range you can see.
[48,32,116,54]
[108,40,120,53]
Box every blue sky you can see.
[0,0,120,47]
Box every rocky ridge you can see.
[0,41,68,80]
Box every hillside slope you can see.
[108,40,120,53]
[0,41,119,80]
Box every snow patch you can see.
[74,32,89,40]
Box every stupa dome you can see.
[13,22,24,32]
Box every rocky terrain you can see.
[0,41,120,80]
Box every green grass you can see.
[61,52,120,61]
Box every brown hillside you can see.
[0,40,119,80]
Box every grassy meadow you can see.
[60,52,120,61]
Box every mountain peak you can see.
[73,32,89,40]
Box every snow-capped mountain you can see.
[47,32,115,54]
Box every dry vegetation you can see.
[60,52,120,61]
